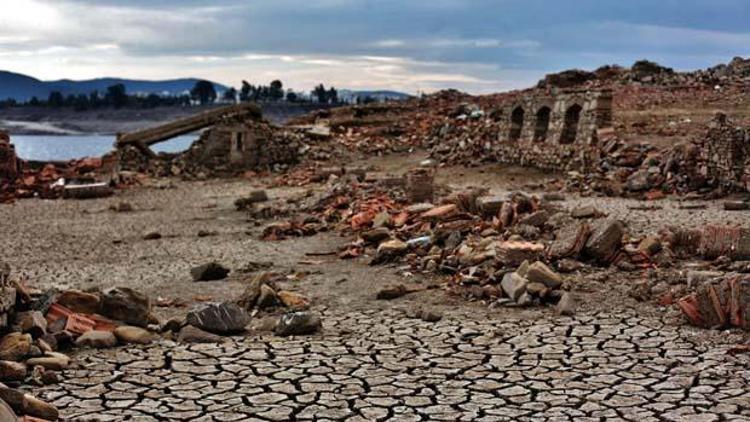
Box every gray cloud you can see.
[1,0,749,93]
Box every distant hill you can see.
[338,89,412,102]
[0,70,228,101]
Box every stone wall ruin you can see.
[430,89,614,172]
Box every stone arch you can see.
[533,106,551,142]
[560,104,583,144]
[509,106,524,142]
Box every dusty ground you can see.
[2,151,749,420]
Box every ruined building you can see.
[116,103,300,175]
[492,89,613,170]
[430,89,614,172]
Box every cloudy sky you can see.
[1,0,749,94]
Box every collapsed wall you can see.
[119,115,301,177]
[430,89,614,172]
[703,113,750,192]
[185,118,300,172]
[491,89,612,171]
[429,89,750,195]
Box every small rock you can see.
[584,219,625,264]
[376,285,408,300]
[235,190,269,210]
[526,282,548,297]
[30,365,60,386]
[256,284,278,309]
[114,326,154,345]
[178,325,223,343]
[13,311,47,338]
[516,291,533,307]
[186,302,250,334]
[143,231,162,240]
[75,330,118,348]
[500,273,528,302]
[102,287,152,327]
[191,262,230,281]
[0,333,32,361]
[638,236,662,256]
[361,227,391,244]
[160,317,186,333]
[372,239,408,264]
[0,361,26,382]
[0,398,15,421]
[556,292,577,316]
[111,201,134,212]
[275,312,322,337]
[418,309,443,323]
[55,289,101,314]
[571,206,603,219]
[26,352,70,371]
[525,261,563,289]
[277,291,310,309]
[557,259,584,273]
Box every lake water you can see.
[11,135,198,161]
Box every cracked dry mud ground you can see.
[3,156,749,421]
[31,309,750,421]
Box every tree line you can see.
[0,79,368,110]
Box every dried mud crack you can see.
[31,309,750,421]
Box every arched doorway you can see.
[509,106,524,141]
[560,104,582,144]
[533,106,551,142]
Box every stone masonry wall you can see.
[492,89,613,172]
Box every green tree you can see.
[73,94,90,111]
[312,84,327,103]
[105,83,128,108]
[285,90,298,102]
[29,96,40,106]
[269,80,284,101]
[239,81,252,102]
[47,91,64,107]
[327,86,338,104]
[190,80,217,105]
[223,87,237,103]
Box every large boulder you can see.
[102,287,151,327]
[186,302,250,334]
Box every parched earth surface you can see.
[2,154,749,420]
[32,310,750,421]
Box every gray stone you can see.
[177,325,223,343]
[12,311,47,338]
[275,312,322,337]
[186,302,250,334]
[556,292,577,316]
[102,287,152,327]
[0,361,26,382]
[75,330,118,348]
[525,261,563,289]
[191,262,230,281]
[114,326,154,345]
[501,273,528,302]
